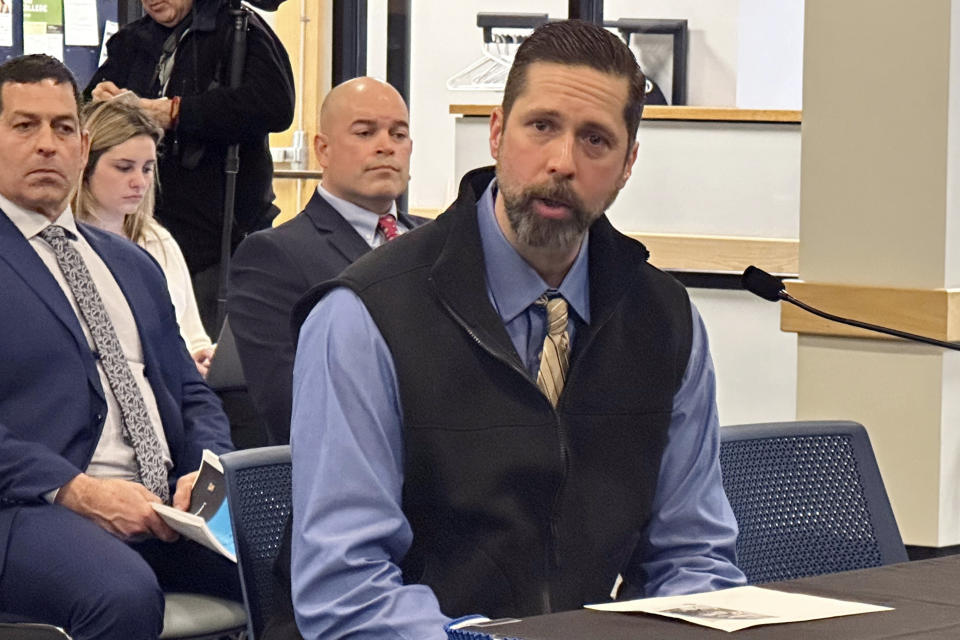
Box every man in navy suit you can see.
[0,55,236,640]
[228,76,425,446]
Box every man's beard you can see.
[496,168,618,250]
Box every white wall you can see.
[609,121,800,238]
[603,0,741,107]
[691,289,797,427]
[736,0,804,109]
[366,0,389,82]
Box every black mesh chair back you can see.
[720,420,907,584]
[221,446,292,639]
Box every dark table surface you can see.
[459,555,960,639]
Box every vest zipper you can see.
[439,296,570,613]
[438,299,534,388]
[546,398,570,612]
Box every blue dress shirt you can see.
[290,182,746,640]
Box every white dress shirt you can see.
[0,194,173,487]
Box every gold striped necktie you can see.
[536,294,570,407]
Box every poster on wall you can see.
[64,0,99,46]
[24,0,65,60]
[0,0,12,47]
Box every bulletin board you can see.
[0,0,118,88]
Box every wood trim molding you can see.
[448,104,498,117]
[780,281,960,342]
[630,233,796,274]
[643,106,802,123]
[449,104,802,124]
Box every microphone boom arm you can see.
[741,265,960,351]
[780,291,960,351]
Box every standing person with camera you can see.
[85,0,294,335]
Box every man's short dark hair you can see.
[0,54,80,115]
[502,20,646,145]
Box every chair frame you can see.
[0,622,72,639]
[158,592,246,640]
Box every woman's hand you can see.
[192,346,216,378]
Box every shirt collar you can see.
[0,193,79,241]
[476,179,591,325]
[317,183,398,247]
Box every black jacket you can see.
[85,0,295,272]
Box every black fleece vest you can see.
[298,168,693,618]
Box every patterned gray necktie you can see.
[40,225,169,502]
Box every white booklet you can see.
[586,585,892,633]
[151,449,236,562]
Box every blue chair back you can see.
[221,446,292,639]
[720,420,907,583]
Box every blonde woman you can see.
[74,98,215,376]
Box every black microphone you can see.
[741,265,960,351]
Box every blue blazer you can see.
[0,210,233,573]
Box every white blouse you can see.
[141,221,213,355]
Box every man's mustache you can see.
[516,180,588,216]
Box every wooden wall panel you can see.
[269,0,327,226]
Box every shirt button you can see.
[95,413,103,422]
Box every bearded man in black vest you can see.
[288,19,746,640]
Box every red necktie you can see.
[378,214,400,242]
